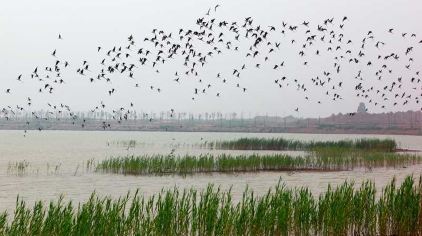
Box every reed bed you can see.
[95,152,421,176]
[204,138,398,152]
[0,176,421,235]
[107,140,137,148]
[5,161,64,176]
[6,161,30,176]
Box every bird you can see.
[214,4,220,12]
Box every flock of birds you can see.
[1,5,422,133]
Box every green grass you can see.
[204,138,398,152]
[0,176,421,235]
[95,152,421,176]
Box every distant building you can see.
[357,102,367,113]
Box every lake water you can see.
[0,130,421,213]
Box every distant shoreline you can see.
[2,110,421,135]
[0,126,420,136]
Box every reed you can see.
[0,176,420,235]
[107,140,137,148]
[7,161,30,176]
[95,152,421,176]
[204,138,398,152]
[6,161,65,176]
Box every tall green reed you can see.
[0,176,421,235]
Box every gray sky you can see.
[1,0,421,118]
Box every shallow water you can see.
[0,130,421,213]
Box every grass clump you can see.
[95,152,421,176]
[107,140,137,148]
[7,161,30,176]
[0,176,421,235]
[205,138,398,152]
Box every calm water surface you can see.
[0,130,421,213]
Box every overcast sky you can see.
[1,0,421,118]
